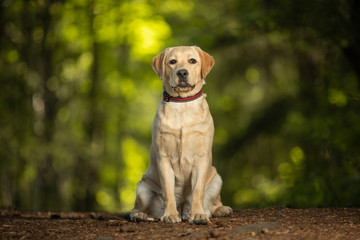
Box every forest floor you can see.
[1,207,360,239]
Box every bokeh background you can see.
[1,0,360,212]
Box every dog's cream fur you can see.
[130,46,232,224]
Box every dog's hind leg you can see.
[203,173,233,218]
[130,179,164,222]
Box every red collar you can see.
[163,89,203,103]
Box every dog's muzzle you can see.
[173,69,195,89]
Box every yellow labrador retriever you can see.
[130,46,232,224]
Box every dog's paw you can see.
[130,211,148,222]
[160,214,181,223]
[181,214,190,222]
[189,214,209,225]
[213,206,233,217]
[181,209,191,222]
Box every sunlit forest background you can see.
[1,0,360,212]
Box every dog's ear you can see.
[152,48,169,80]
[194,46,215,79]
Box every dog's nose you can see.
[176,69,189,78]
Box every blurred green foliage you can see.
[1,0,359,212]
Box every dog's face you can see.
[152,46,215,94]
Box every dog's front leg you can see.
[190,156,210,224]
[158,157,181,223]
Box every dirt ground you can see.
[1,207,359,239]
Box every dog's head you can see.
[152,46,215,97]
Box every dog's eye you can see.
[169,59,177,64]
[189,58,197,64]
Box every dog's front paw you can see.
[213,206,233,217]
[160,214,181,223]
[130,211,148,222]
[189,214,209,225]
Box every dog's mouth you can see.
[171,79,196,91]
[171,82,196,91]
[179,81,194,88]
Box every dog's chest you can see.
[163,102,202,128]
[155,98,213,178]
[157,99,209,140]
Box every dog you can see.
[130,46,232,224]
